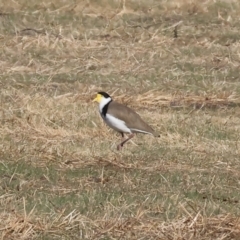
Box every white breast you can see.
[103,113,131,134]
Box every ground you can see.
[0,0,240,239]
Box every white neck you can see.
[99,97,112,113]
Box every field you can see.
[1,0,240,239]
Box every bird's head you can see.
[93,92,111,103]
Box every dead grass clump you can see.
[112,90,240,110]
[1,207,240,240]
[93,214,240,239]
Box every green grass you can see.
[1,0,240,239]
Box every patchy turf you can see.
[1,0,240,239]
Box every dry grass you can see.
[1,0,240,239]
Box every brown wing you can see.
[107,101,159,136]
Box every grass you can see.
[1,0,240,239]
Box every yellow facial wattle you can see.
[93,93,102,103]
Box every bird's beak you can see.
[92,97,98,102]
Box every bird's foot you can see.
[117,144,123,151]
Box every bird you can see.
[93,91,160,150]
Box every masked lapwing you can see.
[93,92,160,150]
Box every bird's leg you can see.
[117,133,135,150]
[117,133,125,151]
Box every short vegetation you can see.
[0,0,240,239]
